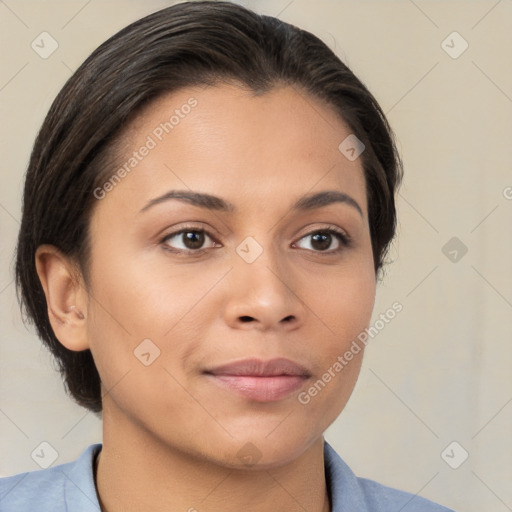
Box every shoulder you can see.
[323,441,456,512]
[355,476,455,512]
[0,444,101,512]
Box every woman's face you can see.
[84,83,376,467]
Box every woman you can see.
[0,2,455,510]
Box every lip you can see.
[204,358,311,402]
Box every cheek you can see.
[297,252,375,404]
[83,247,226,384]
[295,268,374,430]
[86,244,213,335]
[307,257,376,348]
[324,273,374,325]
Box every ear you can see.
[35,244,90,351]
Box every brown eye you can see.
[181,231,205,250]
[295,229,349,253]
[310,232,333,251]
[162,229,217,252]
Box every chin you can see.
[204,427,320,471]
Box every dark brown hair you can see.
[15,0,403,413]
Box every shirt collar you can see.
[324,439,369,511]
[63,443,102,511]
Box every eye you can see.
[294,228,350,253]
[159,226,350,255]
[161,227,218,253]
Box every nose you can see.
[222,245,306,332]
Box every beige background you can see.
[1,1,511,510]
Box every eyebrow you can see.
[140,189,363,217]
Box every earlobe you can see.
[35,244,90,351]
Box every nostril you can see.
[239,316,254,322]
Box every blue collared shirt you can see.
[0,441,455,511]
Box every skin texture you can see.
[35,83,376,512]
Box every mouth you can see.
[204,358,311,402]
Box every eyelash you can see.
[160,224,351,256]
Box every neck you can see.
[94,408,331,512]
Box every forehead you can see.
[96,83,367,219]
